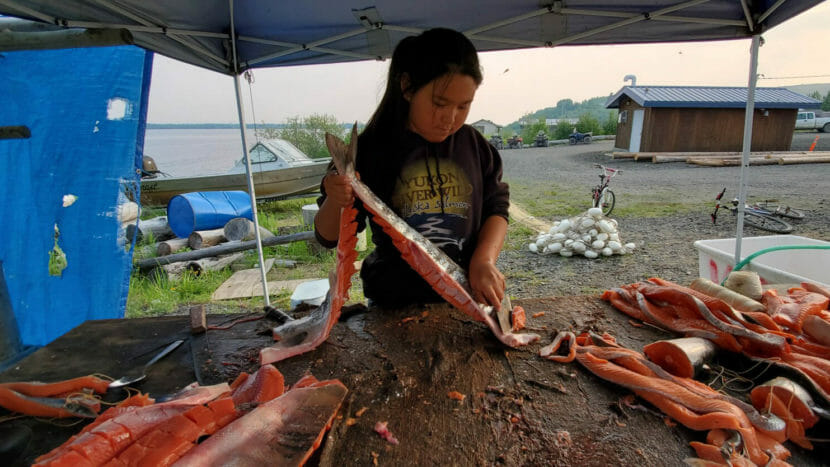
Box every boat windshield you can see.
[244,139,313,166]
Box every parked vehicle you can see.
[489,135,504,150]
[569,131,593,145]
[533,131,548,147]
[507,135,523,149]
[795,110,830,133]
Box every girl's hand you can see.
[469,259,505,309]
[323,173,354,208]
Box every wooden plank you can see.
[211,258,275,300]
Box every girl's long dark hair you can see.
[362,28,483,147]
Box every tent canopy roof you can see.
[606,85,823,109]
[0,1,823,75]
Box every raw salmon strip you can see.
[172,380,348,467]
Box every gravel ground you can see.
[497,132,830,298]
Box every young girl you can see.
[314,28,510,310]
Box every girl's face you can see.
[405,73,477,143]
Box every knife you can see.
[496,294,513,334]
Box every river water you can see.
[142,128,257,177]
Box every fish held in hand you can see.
[261,125,537,365]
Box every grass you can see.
[507,180,710,220]
[127,183,705,318]
[126,196,372,318]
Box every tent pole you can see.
[735,35,761,266]
[229,0,271,307]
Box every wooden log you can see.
[686,157,779,167]
[632,151,829,162]
[117,201,139,224]
[186,253,244,276]
[610,152,637,159]
[137,231,315,273]
[126,216,175,242]
[779,155,830,165]
[157,237,189,256]
[188,228,226,250]
[223,218,275,242]
[190,305,207,335]
[157,261,187,280]
[652,155,697,163]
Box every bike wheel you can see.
[599,189,615,216]
[742,212,793,233]
[753,202,806,219]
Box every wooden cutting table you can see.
[1,297,827,466]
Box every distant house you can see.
[545,118,578,129]
[605,86,821,152]
[471,119,501,136]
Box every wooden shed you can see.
[605,86,821,152]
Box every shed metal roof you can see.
[605,86,821,109]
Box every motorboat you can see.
[139,138,330,206]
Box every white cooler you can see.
[693,235,830,287]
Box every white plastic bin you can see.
[693,235,830,287]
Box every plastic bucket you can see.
[167,191,253,238]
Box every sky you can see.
[147,2,830,127]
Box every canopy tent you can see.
[0,0,824,350]
[0,1,819,74]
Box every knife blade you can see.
[496,294,513,334]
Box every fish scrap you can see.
[0,375,111,419]
[33,366,347,467]
[540,331,791,466]
[602,279,830,402]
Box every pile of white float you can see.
[528,207,636,258]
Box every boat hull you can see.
[139,160,330,206]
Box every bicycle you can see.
[747,199,805,219]
[591,163,621,216]
[710,188,794,233]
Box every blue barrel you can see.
[167,191,253,238]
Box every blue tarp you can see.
[0,46,152,346]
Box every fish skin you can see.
[171,381,348,467]
[261,124,538,364]
[332,125,539,347]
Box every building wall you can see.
[613,99,639,150]
[472,121,499,135]
[641,108,796,152]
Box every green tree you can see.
[256,114,345,159]
[809,91,823,101]
[823,90,830,111]
[554,120,576,139]
[522,120,549,143]
[575,113,602,135]
[602,111,618,136]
